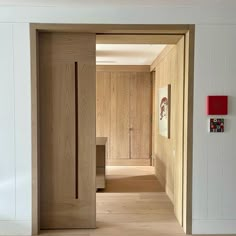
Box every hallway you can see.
[41,167,186,236]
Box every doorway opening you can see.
[30,24,194,236]
[95,36,187,234]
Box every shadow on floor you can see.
[97,174,164,193]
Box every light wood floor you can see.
[98,166,164,193]
[41,166,187,236]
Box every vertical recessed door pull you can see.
[75,61,79,199]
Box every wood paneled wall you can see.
[96,66,152,166]
[151,37,185,220]
[152,45,175,200]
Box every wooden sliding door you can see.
[39,32,96,229]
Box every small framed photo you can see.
[209,118,224,133]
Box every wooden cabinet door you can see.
[96,70,152,165]
[39,32,96,229]
[110,72,130,160]
[130,72,151,160]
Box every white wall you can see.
[0,23,31,235]
[0,3,236,235]
[192,25,236,234]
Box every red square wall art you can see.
[206,96,228,115]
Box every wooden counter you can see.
[96,137,107,189]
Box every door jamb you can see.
[30,23,195,235]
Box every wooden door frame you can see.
[30,23,195,235]
[151,71,156,167]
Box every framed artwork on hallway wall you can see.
[158,84,171,138]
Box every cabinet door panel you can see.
[110,72,130,159]
[130,72,151,159]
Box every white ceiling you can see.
[96,44,166,65]
[0,0,235,7]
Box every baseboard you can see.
[0,220,31,235]
[192,219,236,235]
[106,159,151,166]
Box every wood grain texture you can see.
[96,146,106,167]
[106,159,151,166]
[96,72,111,159]
[174,36,185,225]
[110,72,130,159]
[39,63,76,198]
[39,32,96,229]
[30,26,39,235]
[150,45,175,72]
[31,23,190,34]
[41,190,186,236]
[96,138,107,189]
[96,69,152,164]
[97,166,164,193]
[40,166,185,236]
[152,46,178,197]
[183,26,195,234]
[129,72,152,159]
[96,65,150,72]
[31,24,194,235]
[151,71,156,167]
[151,36,185,227]
[96,34,183,44]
